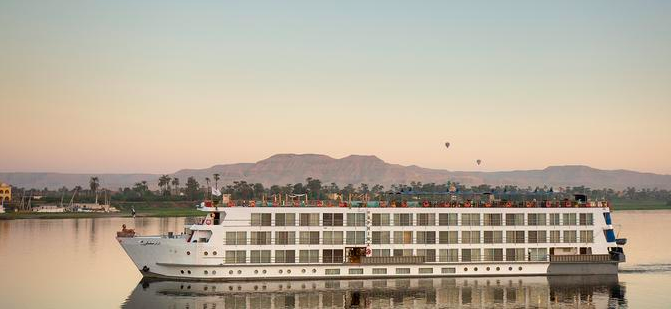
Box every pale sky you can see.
[1,1,670,174]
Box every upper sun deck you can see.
[197,199,610,211]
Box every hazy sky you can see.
[1,1,670,174]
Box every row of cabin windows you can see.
[223,248,551,264]
[225,230,594,245]
[250,213,594,227]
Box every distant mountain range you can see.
[2,154,670,190]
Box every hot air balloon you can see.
[444,142,450,149]
[476,159,482,165]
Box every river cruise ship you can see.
[117,195,626,280]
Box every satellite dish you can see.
[444,142,450,149]
[476,159,482,165]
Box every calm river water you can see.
[0,210,670,308]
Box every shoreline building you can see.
[0,183,11,203]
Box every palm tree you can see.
[89,177,100,198]
[171,177,180,195]
[213,173,220,190]
[158,175,172,195]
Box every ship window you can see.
[346,231,365,245]
[251,213,272,226]
[418,268,433,274]
[225,250,246,264]
[226,232,247,245]
[393,213,413,226]
[323,231,343,245]
[349,268,364,275]
[529,248,547,261]
[580,230,594,243]
[186,251,191,255]
[439,231,458,244]
[250,250,271,263]
[416,249,436,262]
[395,268,411,274]
[439,249,458,262]
[505,213,524,226]
[417,213,435,226]
[393,231,413,244]
[275,213,296,226]
[441,267,456,274]
[299,250,319,263]
[484,249,504,261]
[372,249,390,257]
[299,231,320,245]
[506,248,526,261]
[372,268,387,274]
[528,213,547,226]
[549,213,561,225]
[323,213,344,226]
[461,214,480,226]
[484,213,502,226]
[393,249,413,257]
[579,213,594,225]
[299,213,320,226]
[563,213,577,226]
[549,230,561,243]
[212,251,217,256]
[372,213,390,226]
[275,231,296,245]
[439,213,458,226]
[416,231,436,244]
[563,231,577,243]
[461,231,481,244]
[461,249,481,262]
[346,213,365,226]
[204,270,208,275]
[506,231,525,243]
[325,269,340,275]
[483,231,503,244]
[528,231,547,243]
[251,231,272,245]
[371,231,390,244]
[204,251,208,256]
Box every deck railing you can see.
[549,254,613,263]
[360,256,426,265]
[209,200,608,209]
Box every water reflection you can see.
[123,275,626,308]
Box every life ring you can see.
[505,201,512,208]
[227,201,234,207]
[316,200,323,207]
[250,201,256,207]
[401,201,408,208]
[205,219,212,225]
[366,247,372,256]
[422,201,429,207]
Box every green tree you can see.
[158,175,172,195]
[171,177,180,195]
[213,174,220,190]
[89,177,100,197]
[185,177,200,200]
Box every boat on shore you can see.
[117,194,626,280]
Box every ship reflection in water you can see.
[123,275,626,308]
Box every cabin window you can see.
[251,231,272,245]
[225,232,247,245]
[579,213,594,226]
[395,268,411,274]
[461,249,481,262]
[349,268,364,275]
[506,231,525,243]
[251,213,272,226]
[393,231,413,244]
[417,213,435,226]
[371,231,390,244]
[346,213,365,226]
[345,231,365,245]
[528,231,547,243]
[506,248,526,261]
[563,213,577,225]
[393,213,413,226]
[461,231,481,244]
[275,231,295,245]
[418,268,433,274]
[483,248,504,261]
[461,213,481,226]
[563,230,577,243]
[299,213,320,226]
[416,249,436,262]
[549,231,561,243]
[528,213,547,226]
[483,213,502,226]
[580,230,594,243]
[275,213,296,226]
[323,231,343,245]
[372,213,390,226]
[439,249,459,262]
[274,250,295,263]
[483,231,503,244]
[250,250,271,263]
[323,213,343,226]
[549,213,561,225]
[416,231,436,244]
[439,213,458,226]
[439,231,458,244]
[372,268,387,274]
[299,250,320,263]
[325,269,340,275]
[225,250,246,264]
[505,213,524,226]
[322,249,344,263]
[441,267,456,274]
[299,231,320,245]
[529,248,548,261]
[372,249,390,257]
[393,249,413,257]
